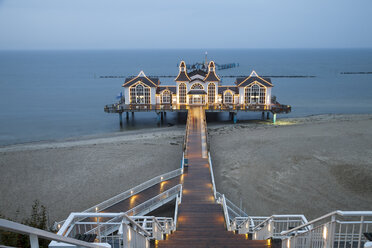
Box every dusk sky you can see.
[0,0,371,50]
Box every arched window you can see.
[136,85,144,103]
[130,83,150,104]
[161,90,171,104]
[245,83,265,104]
[191,83,204,90]
[179,83,186,104]
[224,91,233,104]
[207,83,216,104]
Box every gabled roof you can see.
[218,86,239,94]
[187,90,207,95]
[156,86,177,94]
[188,69,207,78]
[204,61,220,82]
[122,71,160,88]
[175,61,191,82]
[235,70,273,87]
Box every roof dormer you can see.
[175,60,191,82]
[204,61,220,82]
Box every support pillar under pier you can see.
[126,112,129,119]
[119,113,123,127]
[157,113,161,123]
[233,113,237,124]
[272,113,277,124]
[131,112,134,117]
[161,112,164,121]
[267,112,270,120]
[262,111,265,120]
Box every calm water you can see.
[0,49,372,146]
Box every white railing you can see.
[281,211,372,248]
[249,215,309,240]
[54,168,183,229]
[0,219,109,248]
[208,152,217,199]
[232,216,269,234]
[56,185,182,243]
[125,184,182,217]
[173,191,183,229]
[217,194,231,231]
[216,192,248,220]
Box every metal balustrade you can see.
[124,184,182,217]
[208,152,217,199]
[280,211,372,248]
[248,215,309,240]
[0,219,109,248]
[54,169,182,229]
[104,103,291,113]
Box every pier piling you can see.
[119,113,123,126]
[262,111,265,120]
[126,112,129,120]
[267,112,270,120]
[233,112,237,124]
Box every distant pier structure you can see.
[104,60,291,126]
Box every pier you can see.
[158,106,269,248]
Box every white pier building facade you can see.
[122,61,273,107]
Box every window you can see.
[191,83,204,90]
[207,83,216,104]
[245,83,265,104]
[224,91,233,104]
[179,83,186,104]
[129,83,150,104]
[161,90,171,104]
[136,85,144,103]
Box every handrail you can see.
[58,212,151,238]
[281,211,372,236]
[252,214,309,232]
[125,184,182,217]
[54,168,183,228]
[208,152,217,199]
[0,219,107,248]
[221,194,231,231]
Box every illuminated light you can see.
[287,239,290,248]
[246,222,249,229]
[254,233,257,239]
[127,228,131,241]
[245,233,248,240]
[58,224,61,229]
[268,223,271,232]
[95,207,98,212]
[323,226,327,240]
[161,176,164,180]
[267,239,271,246]
[130,190,134,195]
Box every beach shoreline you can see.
[1,113,371,223]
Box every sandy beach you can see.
[210,114,372,220]
[1,114,371,224]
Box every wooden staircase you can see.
[158,107,269,248]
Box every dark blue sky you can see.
[0,0,371,49]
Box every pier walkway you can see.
[158,107,268,248]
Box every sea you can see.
[0,49,372,146]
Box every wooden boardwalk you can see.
[158,107,269,248]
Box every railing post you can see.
[29,234,39,248]
[357,216,364,248]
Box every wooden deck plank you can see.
[158,107,269,248]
